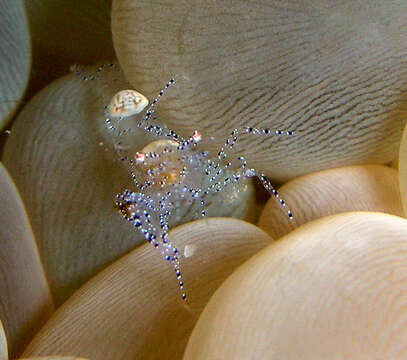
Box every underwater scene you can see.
[0,0,407,359]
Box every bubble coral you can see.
[2,0,407,359]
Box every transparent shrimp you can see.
[74,64,294,301]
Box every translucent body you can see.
[75,64,294,301]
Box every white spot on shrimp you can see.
[109,89,149,117]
